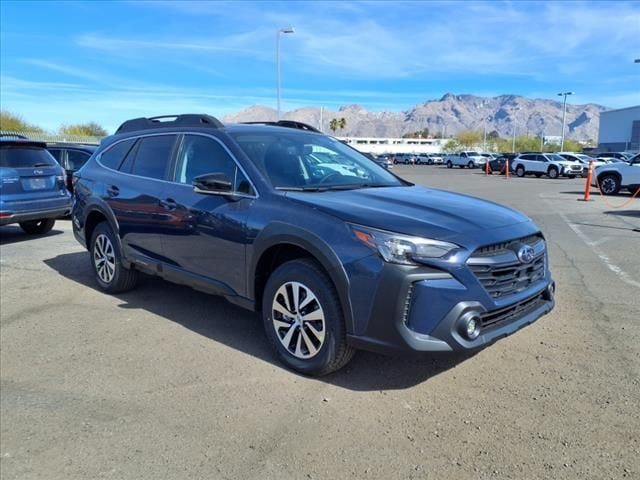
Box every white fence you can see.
[1,130,103,145]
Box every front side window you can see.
[230,131,404,190]
[174,135,253,194]
[130,135,176,180]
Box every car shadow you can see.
[604,210,640,218]
[0,225,64,245]
[43,251,474,391]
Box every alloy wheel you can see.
[271,281,326,359]
[93,234,116,284]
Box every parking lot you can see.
[1,167,638,479]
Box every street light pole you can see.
[511,107,520,153]
[557,91,574,152]
[276,27,295,120]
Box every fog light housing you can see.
[459,312,481,340]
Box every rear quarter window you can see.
[99,139,136,170]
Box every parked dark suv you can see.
[47,143,98,192]
[72,114,555,375]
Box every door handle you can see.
[160,198,177,210]
[106,185,119,197]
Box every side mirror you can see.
[193,173,233,195]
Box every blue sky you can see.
[1,0,639,132]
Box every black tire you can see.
[534,173,543,178]
[446,160,453,169]
[548,167,559,179]
[89,222,138,293]
[598,174,621,195]
[262,259,355,376]
[516,165,526,178]
[467,161,475,169]
[19,218,55,235]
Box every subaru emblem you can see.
[517,245,536,264]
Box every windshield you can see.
[0,146,58,168]
[230,131,404,190]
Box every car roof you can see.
[46,142,98,151]
[0,138,47,148]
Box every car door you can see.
[103,134,177,263]
[159,133,255,297]
[627,156,640,184]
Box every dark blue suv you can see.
[72,114,555,375]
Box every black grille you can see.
[470,256,545,299]
[480,291,546,329]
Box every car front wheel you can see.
[548,167,559,179]
[90,222,139,293]
[19,218,55,235]
[599,174,621,195]
[263,259,355,376]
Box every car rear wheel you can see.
[598,174,621,195]
[548,167,559,179]
[262,259,355,376]
[516,166,526,177]
[19,218,55,235]
[90,222,138,293]
[446,160,453,169]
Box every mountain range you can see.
[223,94,608,141]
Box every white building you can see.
[338,137,447,154]
[597,105,640,152]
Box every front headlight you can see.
[351,224,461,265]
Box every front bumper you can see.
[345,254,555,354]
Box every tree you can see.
[402,128,430,139]
[338,117,347,132]
[0,111,43,132]
[329,118,338,134]
[59,122,108,137]
[487,130,500,140]
[443,139,461,153]
[456,130,482,148]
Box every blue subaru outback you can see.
[1,138,71,234]
[72,114,555,375]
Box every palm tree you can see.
[338,117,347,132]
[329,118,338,134]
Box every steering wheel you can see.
[319,172,343,184]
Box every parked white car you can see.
[511,153,583,179]
[591,153,640,195]
[446,151,487,169]
[558,152,607,176]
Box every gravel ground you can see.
[1,167,638,480]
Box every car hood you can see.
[285,185,531,241]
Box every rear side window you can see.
[99,139,136,170]
[130,135,176,180]
[0,146,57,168]
[48,149,63,163]
[67,150,91,170]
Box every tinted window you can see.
[48,149,63,163]
[174,135,252,193]
[100,139,136,170]
[130,135,176,180]
[0,146,57,168]
[231,131,402,190]
[67,150,91,170]
[520,154,535,161]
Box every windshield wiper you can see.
[276,183,399,192]
[32,162,54,167]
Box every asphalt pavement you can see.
[1,167,638,479]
